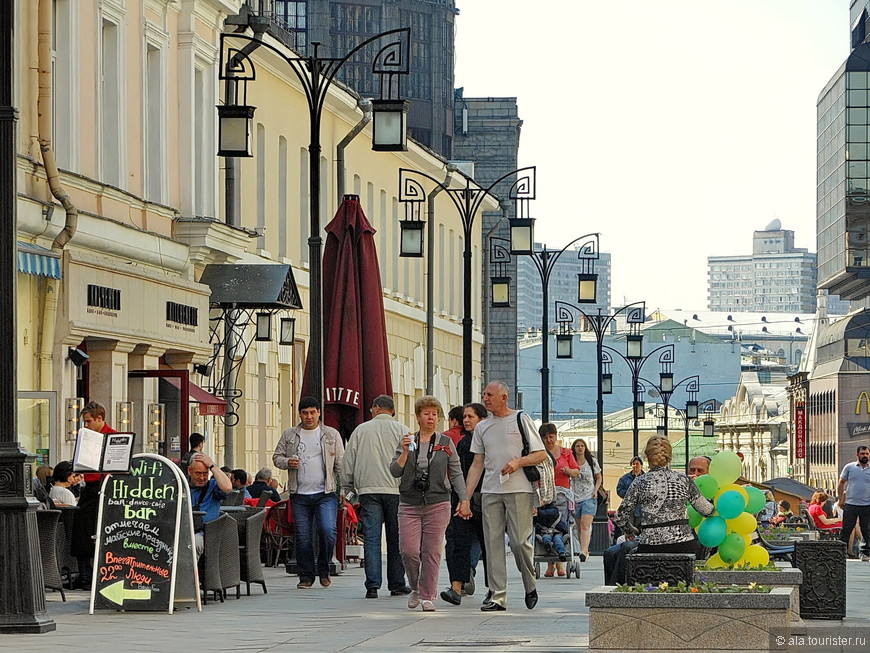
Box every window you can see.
[278,136,288,259]
[257,123,266,249]
[52,0,77,169]
[331,3,381,95]
[273,1,307,52]
[144,43,165,202]
[101,18,122,186]
[194,65,215,217]
[299,148,308,264]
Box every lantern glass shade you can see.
[634,401,646,420]
[148,403,165,444]
[217,104,255,157]
[255,312,272,341]
[280,317,296,346]
[65,397,84,442]
[116,401,133,431]
[371,99,408,151]
[508,217,535,255]
[626,334,643,359]
[686,400,699,420]
[491,276,511,307]
[555,333,573,358]
[703,418,715,437]
[601,373,613,394]
[659,372,674,394]
[399,220,425,257]
[656,425,666,436]
[577,273,598,304]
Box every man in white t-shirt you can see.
[465,381,547,611]
[273,396,345,588]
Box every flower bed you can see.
[586,586,793,650]
[693,567,803,624]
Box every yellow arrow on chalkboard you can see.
[99,580,152,605]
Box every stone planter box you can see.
[693,567,803,623]
[586,586,793,650]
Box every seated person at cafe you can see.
[49,461,80,506]
[188,453,232,557]
[770,500,793,525]
[807,491,842,531]
[231,468,252,499]
[248,467,281,503]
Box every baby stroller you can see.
[533,488,580,579]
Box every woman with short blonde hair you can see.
[615,436,713,555]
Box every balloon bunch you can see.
[687,450,770,568]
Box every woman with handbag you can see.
[570,438,601,562]
[391,396,471,612]
[539,423,579,576]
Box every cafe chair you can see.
[56,505,78,588]
[240,508,268,595]
[264,499,294,567]
[219,511,242,600]
[222,490,245,507]
[256,493,271,508]
[201,513,236,604]
[36,509,66,602]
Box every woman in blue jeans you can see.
[570,438,601,561]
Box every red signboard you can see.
[795,404,806,459]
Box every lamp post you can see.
[553,300,646,474]
[217,28,411,407]
[601,342,675,458]
[398,166,536,403]
[518,234,599,422]
[642,375,700,472]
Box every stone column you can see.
[128,345,164,454]
[86,339,136,428]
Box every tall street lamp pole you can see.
[552,301,646,474]
[217,28,412,407]
[0,0,55,632]
[643,374,700,471]
[398,166,537,403]
[521,234,599,422]
[601,342,675,458]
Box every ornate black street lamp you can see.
[643,375,700,472]
[601,342,675,458]
[217,28,411,407]
[553,300,646,473]
[517,234,599,422]
[398,166,536,403]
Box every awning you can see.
[162,377,227,416]
[17,241,61,279]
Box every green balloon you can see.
[745,486,767,514]
[715,490,746,520]
[687,504,703,529]
[709,451,743,486]
[719,532,747,564]
[694,474,719,499]
[697,516,728,548]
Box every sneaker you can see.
[297,580,313,589]
[465,571,476,596]
[440,587,461,605]
[482,589,493,605]
[407,590,420,609]
[365,588,378,599]
[861,554,869,562]
[524,589,538,610]
[421,600,436,612]
[390,586,413,596]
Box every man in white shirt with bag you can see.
[465,381,547,612]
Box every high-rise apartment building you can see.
[517,247,611,332]
[245,0,457,157]
[708,220,826,313]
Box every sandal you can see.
[557,569,566,577]
[544,570,555,578]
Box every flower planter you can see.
[586,586,793,650]
[694,567,803,623]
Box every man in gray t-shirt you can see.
[466,381,546,611]
[838,445,870,561]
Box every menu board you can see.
[90,453,200,614]
[73,428,135,473]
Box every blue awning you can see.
[17,241,61,279]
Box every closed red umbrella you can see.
[302,195,393,439]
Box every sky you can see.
[453,0,850,312]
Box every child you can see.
[534,504,570,572]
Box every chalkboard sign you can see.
[90,453,200,614]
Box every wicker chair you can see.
[201,513,231,604]
[222,490,245,506]
[264,500,294,567]
[36,510,66,602]
[219,511,242,600]
[240,508,268,595]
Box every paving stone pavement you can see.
[3,554,870,652]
